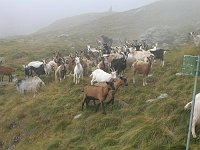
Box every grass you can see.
[0,38,200,150]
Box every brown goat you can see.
[0,65,15,82]
[55,64,68,82]
[82,82,115,114]
[95,76,128,105]
[108,76,128,104]
[65,56,75,74]
[132,57,152,86]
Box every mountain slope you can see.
[36,0,200,44]
[36,12,116,34]
[0,45,200,150]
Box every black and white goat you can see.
[23,61,45,77]
[111,52,127,76]
[148,49,168,67]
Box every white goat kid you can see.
[73,56,83,84]
[184,93,200,138]
[90,68,117,85]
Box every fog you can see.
[0,0,158,38]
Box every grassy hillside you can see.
[0,39,200,150]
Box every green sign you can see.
[182,55,200,76]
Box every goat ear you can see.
[146,57,150,62]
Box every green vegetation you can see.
[0,36,200,150]
[1,0,200,149]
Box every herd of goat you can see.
[0,40,167,89]
[0,41,167,111]
[0,40,200,138]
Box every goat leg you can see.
[111,97,114,105]
[143,77,146,86]
[132,73,136,84]
[86,99,91,108]
[101,101,106,115]
[82,96,86,111]
[95,103,101,112]
[192,119,197,138]
[107,97,114,105]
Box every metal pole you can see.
[186,55,200,150]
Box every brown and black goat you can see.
[82,81,115,114]
[95,76,128,105]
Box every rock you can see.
[146,93,168,103]
[146,99,157,103]
[157,93,168,99]
[176,72,183,76]
[74,113,82,119]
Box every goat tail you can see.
[89,73,93,77]
[184,101,192,110]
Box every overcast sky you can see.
[0,0,158,37]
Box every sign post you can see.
[183,55,200,150]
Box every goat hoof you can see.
[193,135,197,138]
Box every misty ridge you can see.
[1,0,200,45]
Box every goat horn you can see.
[110,68,113,72]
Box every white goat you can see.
[73,57,83,84]
[148,43,158,51]
[184,93,200,138]
[43,60,57,75]
[13,76,45,97]
[127,50,154,65]
[87,45,100,53]
[90,68,117,85]
[48,60,58,71]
